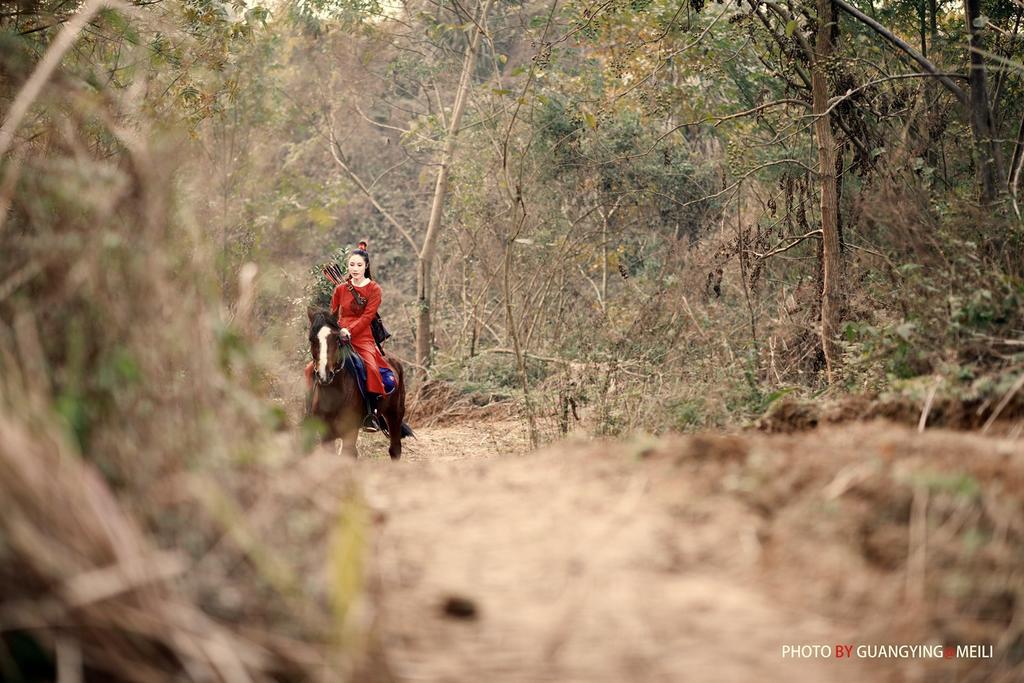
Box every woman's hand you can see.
[339,328,351,341]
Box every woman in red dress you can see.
[329,246,395,397]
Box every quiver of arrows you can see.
[321,263,345,285]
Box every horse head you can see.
[307,307,344,383]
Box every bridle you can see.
[313,326,347,385]
[316,359,340,385]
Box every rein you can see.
[314,332,350,386]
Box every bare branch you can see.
[675,158,819,211]
[351,101,412,137]
[802,72,968,122]
[832,0,968,103]
[751,229,823,259]
[326,120,419,252]
[713,98,811,126]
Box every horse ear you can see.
[307,306,318,323]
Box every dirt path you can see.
[350,421,891,682]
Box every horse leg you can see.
[338,412,361,458]
[339,427,359,458]
[378,390,404,460]
[383,408,402,460]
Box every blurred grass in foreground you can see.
[0,15,365,680]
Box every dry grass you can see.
[759,377,1024,436]
[406,379,517,428]
[0,50,354,680]
[0,406,283,682]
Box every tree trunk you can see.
[415,0,493,368]
[813,0,842,384]
[600,206,608,305]
[963,0,1006,203]
[918,0,927,56]
[1008,110,1024,218]
[503,216,539,449]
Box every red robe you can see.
[330,279,393,396]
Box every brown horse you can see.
[306,308,409,459]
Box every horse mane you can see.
[308,309,339,342]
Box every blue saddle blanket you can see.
[380,367,397,394]
[342,348,396,411]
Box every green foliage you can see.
[842,319,929,387]
[288,0,384,32]
[949,281,1024,334]
[531,94,719,242]
[307,245,351,309]
[216,323,250,374]
[667,396,706,431]
[300,415,329,451]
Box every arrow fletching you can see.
[321,263,344,285]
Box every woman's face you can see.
[347,254,367,280]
